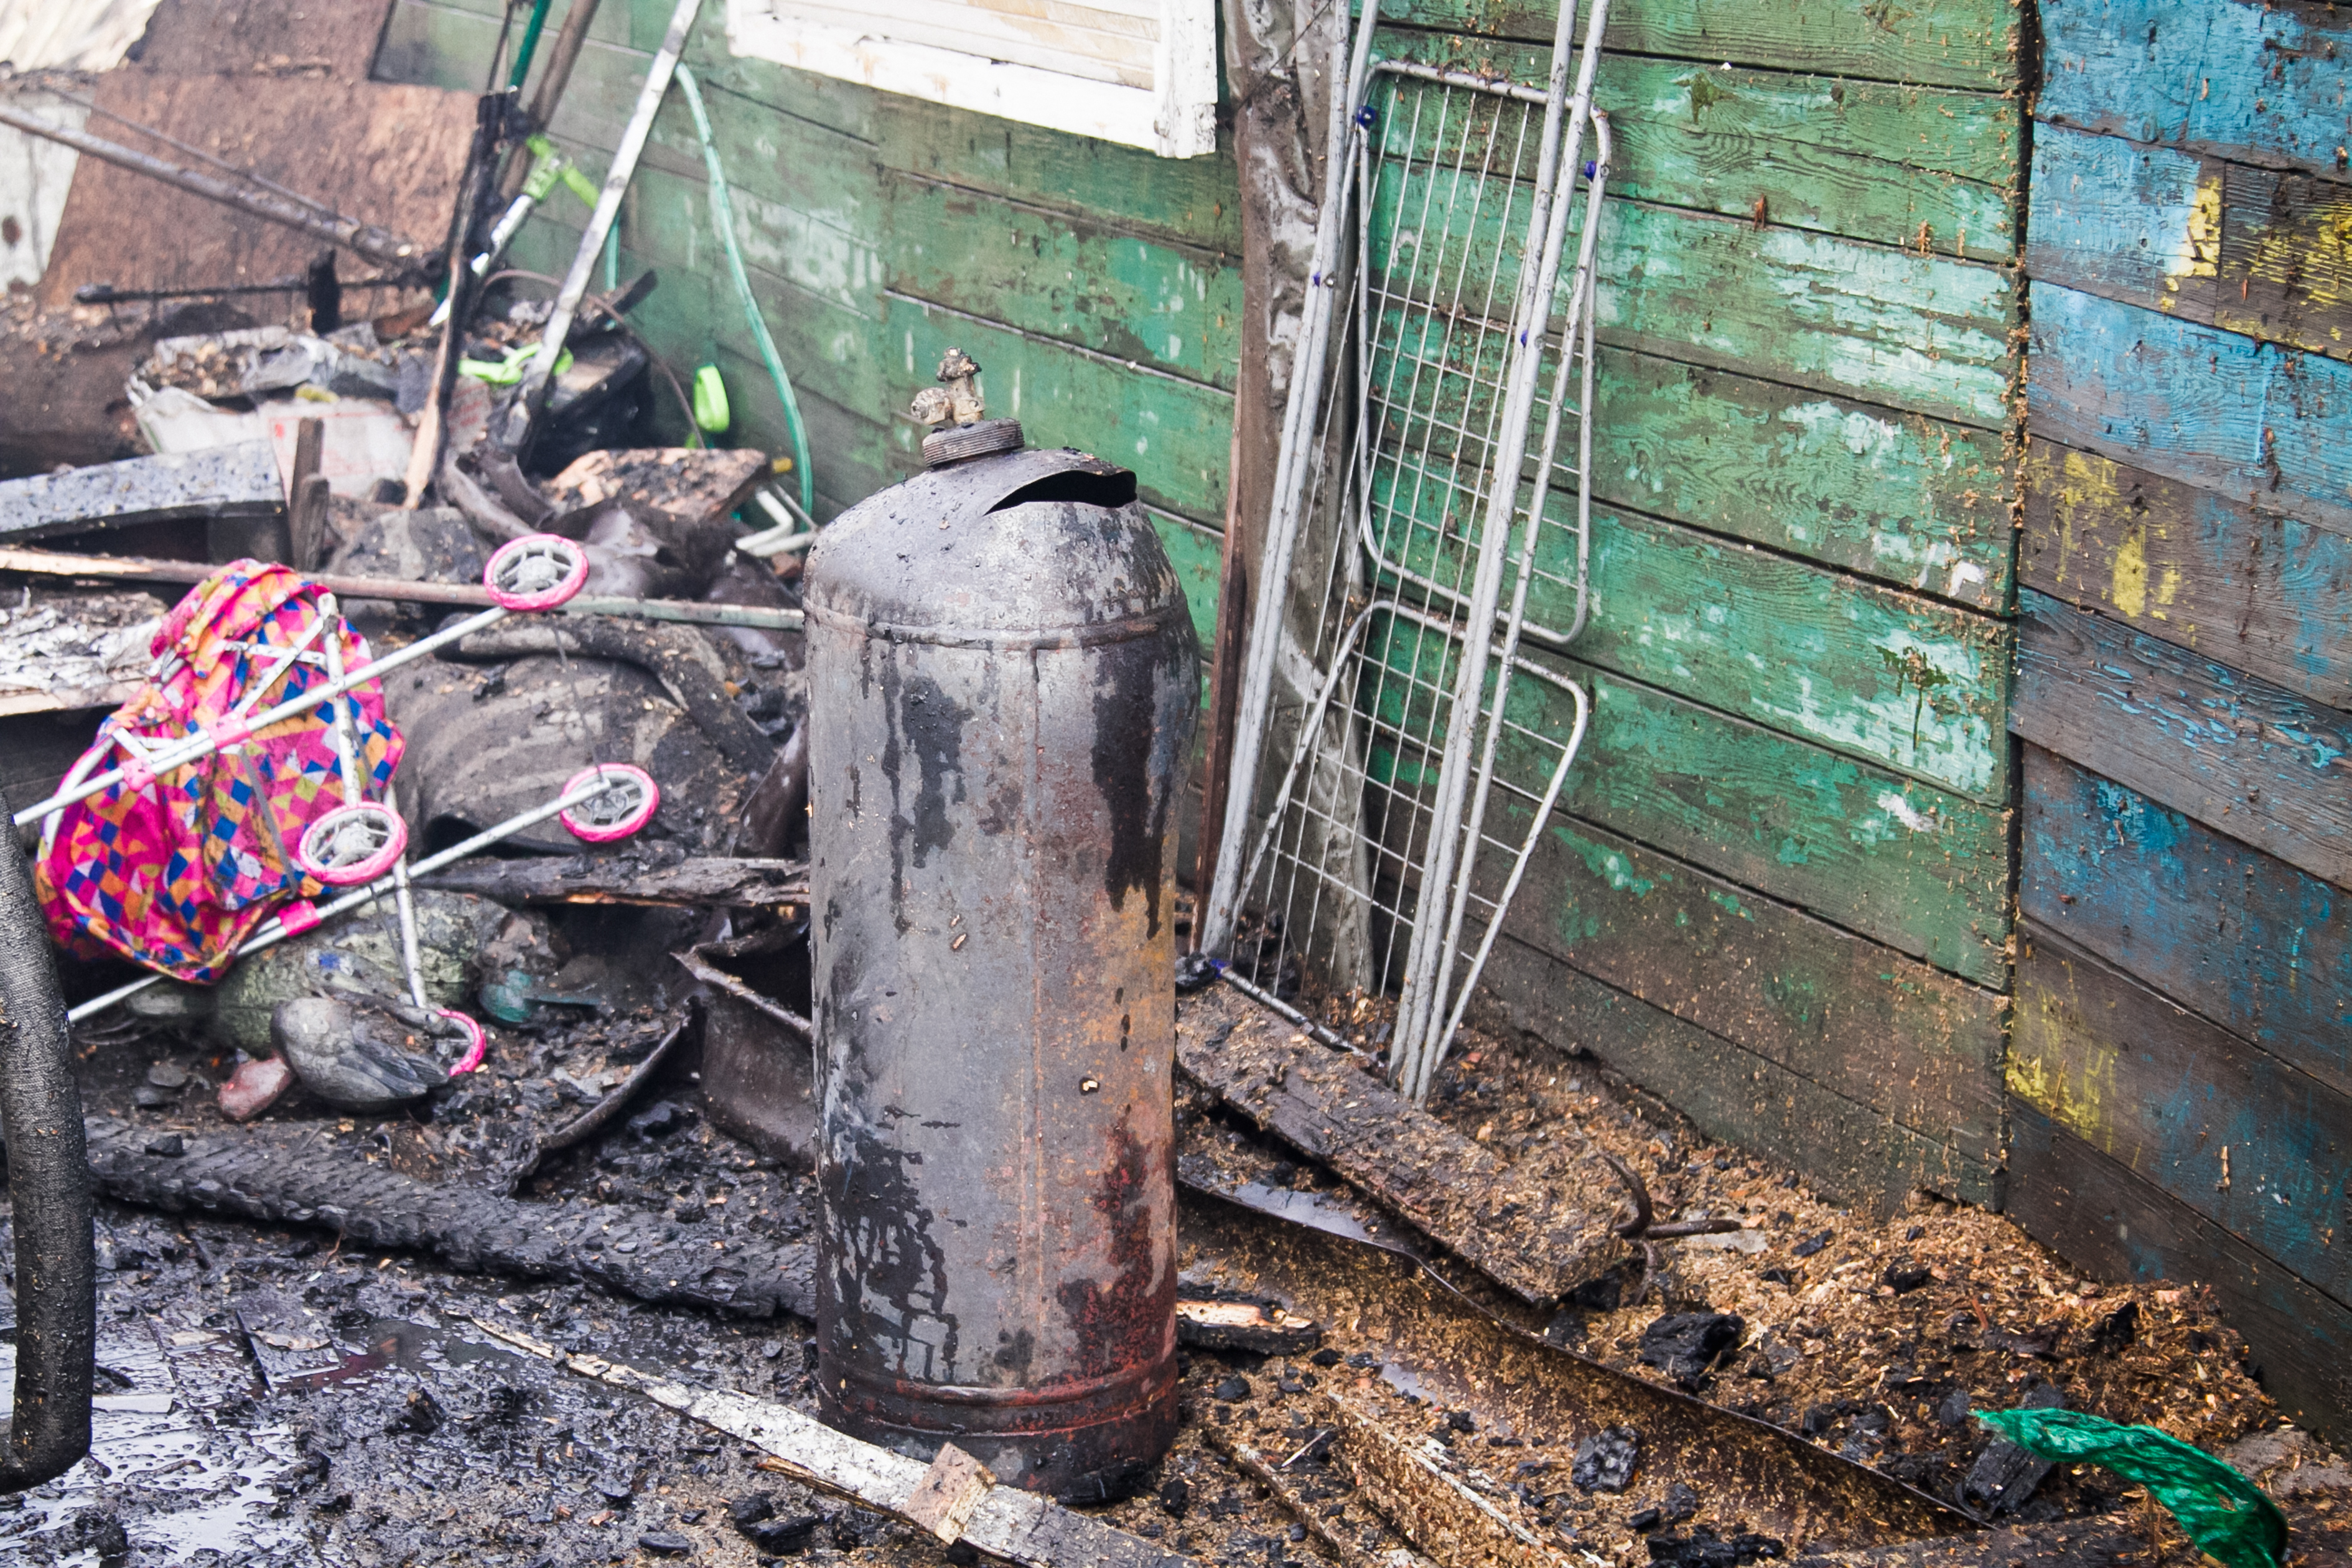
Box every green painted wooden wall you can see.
[373,0,2023,1213]
[375,0,1241,661]
[2007,0,2352,1441]
[1376,0,2023,1212]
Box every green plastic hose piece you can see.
[693,364,731,433]
[1974,1408,2287,1568]
[508,0,556,90]
[672,63,814,513]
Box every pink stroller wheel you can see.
[483,534,589,612]
[558,764,659,843]
[438,1009,488,1075]
[296,802,408,885]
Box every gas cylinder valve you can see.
[910,348,1023,465]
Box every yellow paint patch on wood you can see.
[2106,524,2181,620]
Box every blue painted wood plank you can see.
[2028,281,2352,534]
[2013,589,2352,892]
[2039,0,2352,179]
[2026,125,2216,322]
[2012,920,2352,1308]
[2021,742,2352,1103]
[2021,441,2352,707]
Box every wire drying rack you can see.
[1202,0,1612,1104]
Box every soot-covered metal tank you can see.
[801,378,1198,1501]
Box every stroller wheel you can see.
[296,802,408,886]
[483,534,589,612]
[437,1009,488,1075]
[558,764,659,843]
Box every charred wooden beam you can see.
[82,1116,814,1319]
[414,854,805,910]
[1174,992,1624,1307]
[0,442,281,544]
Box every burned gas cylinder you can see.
[802,405,1198,1501]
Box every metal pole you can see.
[0,103,423,270]
[497,0,702,455]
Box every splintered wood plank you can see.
[413,854,806,910]
[2020,744,2352,1104]
[1482,937,1996,1213]
[879,294,1232,526]
[2012,589,2352,892]
[2038,0,2352,180]
[2010,923,2352,1312]
[1500,811,2004,1161]
[1559,665,2013,987]
[1173,986,1626,1307]
[1377,0,2020,90]
[1376,35,2018,259]
[1587,350,2013,611]
[2005,1097,2352,1467]
[884,175,1243,390]
[2027,281,2352,534]
[465,1320,1195,1567]
[1321,1389,1569,1568]
[0,442,281,542]
[2027,124,2352,363]
[2020,441,2352,707]
[543,447,770,523]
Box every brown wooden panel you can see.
[134,0,398,80]
[38,70,476,309]
[2007,1097,2352,1443]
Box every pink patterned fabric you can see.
[36,561,404,982]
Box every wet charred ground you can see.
[3,981,2348,1567]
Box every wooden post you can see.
[1190,421,1248,940]
[286,418,329,569]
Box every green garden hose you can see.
[673,64,814,513]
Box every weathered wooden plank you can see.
[1554,664,2011,986]
[2020,441,2352,705]
[2005,1098,2352,1443]
[1482,936,1996,1214]
[878,293,1232,526]
[611,155,884,323]
[1173,985,1625,1307]
[1500,808,2004,1157]
[2020,743,2352,1103]
[1376,35,2018,259]
[0,442,281,542]
[871,80,1241,254]
[1595,199,2017,428]
[2010,922,2352,1310]
[2038,0,2352,180]
[1361,484,2010,798]
[1588,350,2013,610]
[2027,124,2352,362]
[1373,0,2020,90]
[2027,281,2352,534]
[2012,589,2352,892]
[885,175,1241,391]
[1582,503,2011,800]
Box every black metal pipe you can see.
[0,785,95,1491]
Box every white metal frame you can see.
[724,0,1217,157]
[1202,0,1613,1103]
